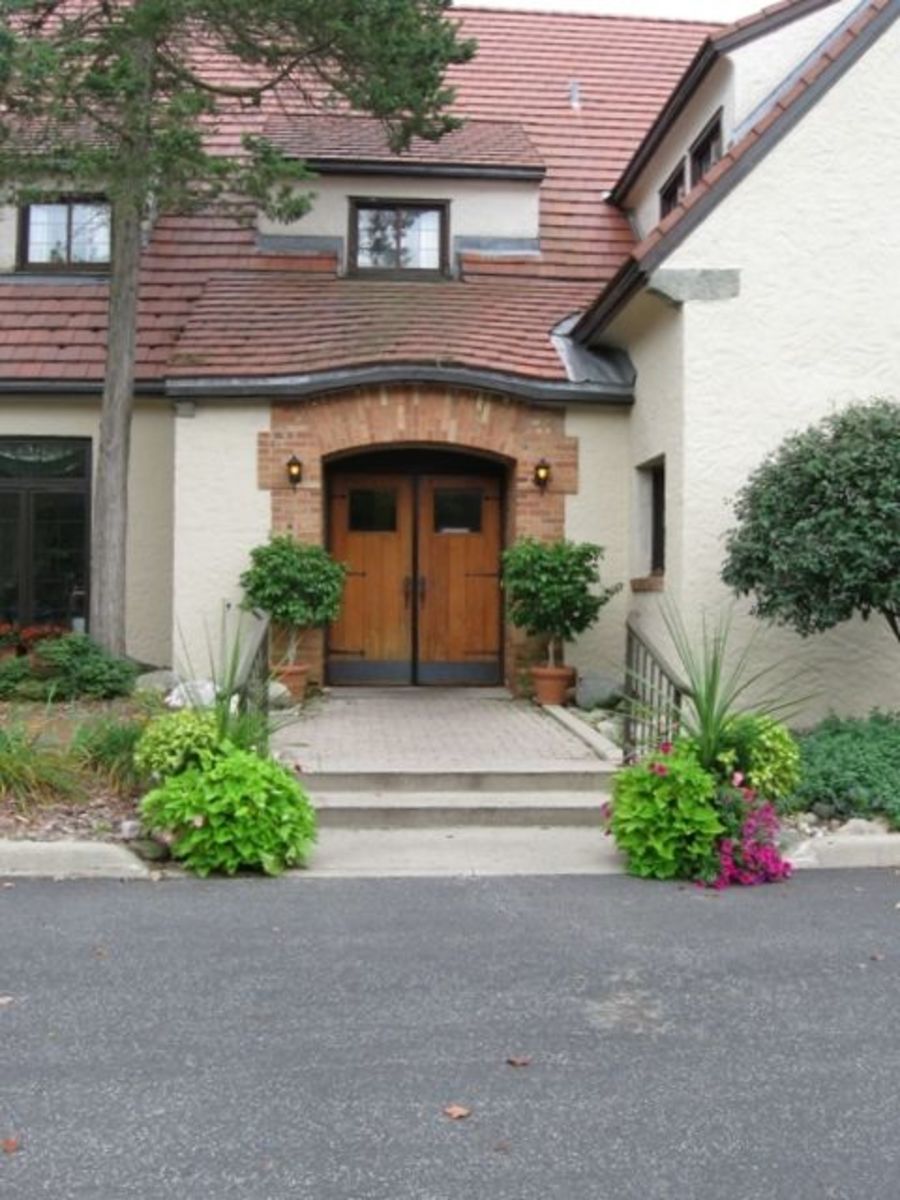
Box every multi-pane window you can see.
[0,439,90,629]
[690,114,723,187]
[659,161,687,220]
[21,200,111,268]
[351,201,446,274]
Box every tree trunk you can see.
[89,194,143,655]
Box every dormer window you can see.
[690,113,723,187]
[659,161,686,220]
[350,199,448,276]
[19,200,111,270]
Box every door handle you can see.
[417,575,427,606]
[403,575,413,609]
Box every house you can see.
[0,0,897,718]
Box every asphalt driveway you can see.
[2,871,899,1199]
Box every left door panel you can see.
[328,474,414,684]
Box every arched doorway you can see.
[325,446,508,685]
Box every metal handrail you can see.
[623,618,686,763]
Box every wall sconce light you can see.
[533,459,552,490]
[286,455,303,489]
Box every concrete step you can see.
[309,790,607,829]
[297,766,616,794]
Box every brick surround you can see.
[257,384,578,688]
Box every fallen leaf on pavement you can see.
[506,1056,531,1068]
[0,996,14,1008]
[2,1137,21,1155]
[494,1140,511,1154]
[870,953,885,962]
[1,883,14,890]
[443,1104,472,1121]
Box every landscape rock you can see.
[136,669,180,695]
[839,818,891,837]
[268,681,294,710]
[130,839,171,864]
[119,819,142,841]
[576,671,623,711]
[166,679,217,710]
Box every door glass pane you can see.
[0,493,21,623]
[27,204,69,264]
[434,489,482,534]
[71,203,111,263]
[31,492,87,625]
[0,439,89,480]
[348,489,397,533]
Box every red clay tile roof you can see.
[167,274,598,382]
[263,114,543,174]
[577,0,897,342]
[0,7,717,387]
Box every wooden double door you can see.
[328,472,503,685]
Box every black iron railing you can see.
[624,618,686,763]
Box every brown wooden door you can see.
[416,475,502,685]
[327,471,502,686]
[328,474,415,684]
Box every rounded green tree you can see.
[502,537,620,703]
[240,536,347,677]
[722,400,900,647]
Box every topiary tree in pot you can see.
[502,537,621,705]
[240,535,347,702]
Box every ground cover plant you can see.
[785,712,900,827]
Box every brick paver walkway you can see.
[274,688,602,773]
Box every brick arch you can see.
[257,383,579,686]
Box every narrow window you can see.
[690,113,723,187]
[659,161,686,220]
[650,461,666,575]
[348,488,398,533]
[350,201,447,275]
[20,200,111,269]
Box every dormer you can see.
[613,0,865,239]
[256,114,545,277]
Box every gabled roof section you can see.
[610,0,852,204]
[576,0,899,344]
[263,114,544,180]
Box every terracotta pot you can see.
[531,665,572,707]
[276,663,310,703]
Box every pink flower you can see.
[659,741,674,756]
[732,771,745,787]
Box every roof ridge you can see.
[454,5,722,29]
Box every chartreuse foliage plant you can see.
[140,748,317,877]
[608,743,724,883]
[723,399,900,647]
[134,711,222,781]
[241,537,347,665]
[501,538,620,666]
[715,714,800,804]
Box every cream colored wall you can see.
[259,173,540,266]
[629,61,734,239]
[656,16,900,721]
[0,207,17,270]
[0,400,174,664]
[563,406,631,679]
[171,402,271,674]
[731,0,862,132]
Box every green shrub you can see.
[0,725,80,808]
[787,712,900,826]
[134,710,222,780]
[608,743,723,882]
[712,714,801,801]
[140,747,317,876]
[31,635,137,699]
[71,716,149,794]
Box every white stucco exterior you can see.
[0,400,174,665]
[615,12,900,721]
[171,402,272,674]
[258,173,541,269]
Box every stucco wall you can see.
[257,173,540,269]
[0,399,174,664]
[655,15,900,721]
[171,402,272,674]
[563,406,631,681]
